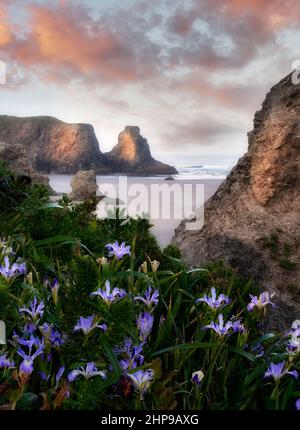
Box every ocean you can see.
[49,154,238,247]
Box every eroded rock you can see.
[69,170,98,201]
[103,126,178,175]
[173,73,300,330]
[0,116,109,174]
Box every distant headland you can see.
[0,116,178,176]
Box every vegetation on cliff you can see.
[0,165,299,410]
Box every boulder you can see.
[103,126,178,175]
[173,73,300,330]
[69,170,98,201]
[0,141,52,189]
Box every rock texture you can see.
[0,118,177,176]
[0,141,51,188]
[69,170,98,201]
[0,116,108,174]
[103,126,178,175]
[173,73,300,330]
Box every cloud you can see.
[0,0,299,154]
[0,5,15,48]
[1,1,160,84]
[166,0,300,72]
[161,117,242,151]
[167,10,195,36]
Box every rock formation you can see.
[69,170,98,201]
[0,141,51,188]
[103,126,178,175]
[0,118,177,176]
[0,116,109,174]
[173,73,300,330]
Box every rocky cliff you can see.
[0,118,177,176]
[103,126,178,175]
[0,116,108,174]
[173,73,300,330]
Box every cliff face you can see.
[0,118,177,176]
[0,116,108,174]
[173,73,300,330]
[103,126,178,175]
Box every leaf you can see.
[250,333,277,346]
[148,357,162,380]
[115,271,149,281]
[281,380,294,410]
[20,283,40,296]
[16,392,39,410]
[100,335,121,380]
[187,268,208,274]
[34,235,79,247]
[227,346,257,363]
[152,341,218,356]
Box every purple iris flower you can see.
[0,354,15,368]
[251,343,265,358]
[17,338,44,375]
[264,361,298,381]
[137,312,154,342]
[68,362,107,382]
[44,278,60,305]
[290,321,300,336]
[196,287,230,309]
[0,255,26,279]
[286,320,300,354]
[40,323,65,348]
[39,371,50,382]
[56,366,65,386]
[296,398,300,410]
[113,338,134,355]
[114,338,144,371]
[105,241,131,260]
[134,286,159,311]
[128,369,154,400]
[19,297,45,322]
[231,319,245,333]
[73,315,107,335]
[90,280,126,305]
[191,370,205,385]
[50,328,65,348]
[23,322,36,335]
[203,314,245,337]
[247,291,275,312]
[17,334,44,352]
[287,337,300,354]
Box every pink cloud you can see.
[1,2,159,83]
[167,0,300,71]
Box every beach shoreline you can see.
[49,175,223,247]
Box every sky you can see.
[0,0,299,157]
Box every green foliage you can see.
[0,176,299,411]
[62,255,99,329]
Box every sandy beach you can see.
[49,175,223,247]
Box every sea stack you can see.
[173,73,300,330]
[103,126,178,175]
